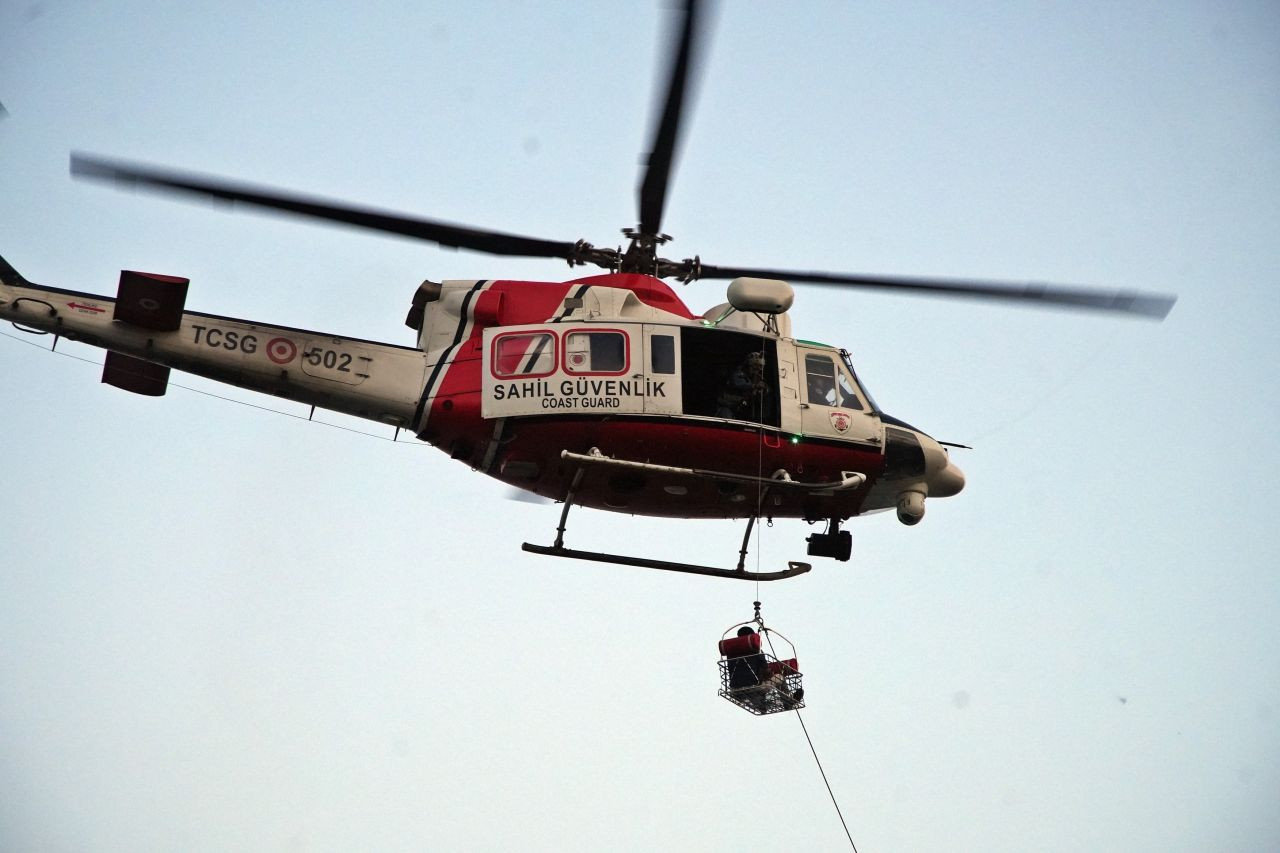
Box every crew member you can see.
[716,351,768,420]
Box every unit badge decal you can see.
[829,411,851,433]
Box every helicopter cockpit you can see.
[804,352,863,410]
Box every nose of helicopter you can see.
[920,434,966,498]
[929,457,965,497]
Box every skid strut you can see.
[521,447,820,582]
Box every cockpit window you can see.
[839,350,877,412]
[805,354,862,410]
[805,354,836,405]
[835,365,864,410]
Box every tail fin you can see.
[0,254,32,287]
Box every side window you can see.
[492,332,556,378]
[651,335,675,374]
[804,354,838,406]
[564,330,628,375]
[805,353,863,409]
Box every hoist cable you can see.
[795,709,859,852]
[759,613,858,852]
[751,339,769,593]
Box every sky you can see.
[2,1,1278,850]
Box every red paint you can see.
[768,658,799,675]
[719,633,762,656]
[266,337,298,364]
[485,274,697,326]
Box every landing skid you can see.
[521,543,811,582]
[523,446,822,582]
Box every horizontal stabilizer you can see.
[102,351,170,396]
[114,270,189,330]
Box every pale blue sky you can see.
[3,2,1279,851]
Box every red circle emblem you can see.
[266,337,298,364]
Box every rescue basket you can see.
[717,621,804,715]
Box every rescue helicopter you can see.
[0,0,1175,581]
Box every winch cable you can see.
[796,709,859,852]
[743,341,858,848]
[751,339,770,589]
[760,624,859,852]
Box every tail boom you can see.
[1,261,428,428]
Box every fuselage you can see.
[409,272,963,522]
[0,258,963,525]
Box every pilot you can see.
[806,365,836,406]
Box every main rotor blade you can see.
[71,153,580,261]
[637,0,705,237]
[696,262,1177,319]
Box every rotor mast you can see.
[610,0,704,282]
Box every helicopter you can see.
[0,0,1175,582]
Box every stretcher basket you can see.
[717,622,804,715]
